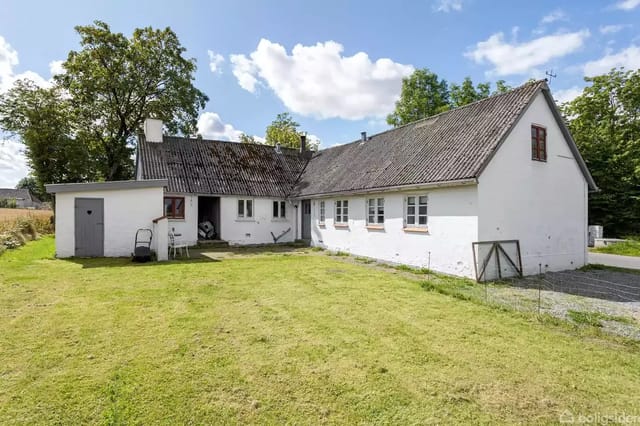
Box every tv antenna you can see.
[545,70,557,83]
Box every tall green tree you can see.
[386,68,450,127]
[562,68,640,236]
[0,80,98,190]
[55,20,208,180]
[450,77,491,108]
[265,112,319,150]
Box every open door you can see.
[197,196,221,240]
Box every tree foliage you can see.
[386,69,450,126]
[0,20,208,183]
[265,112,319,150]
[387,70,514,126]
[562,68,640,237]
[16,175,47,201]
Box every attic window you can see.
[164,197,185,219]
[531,124,547,162]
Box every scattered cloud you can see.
[207,50,225,74]
[614,0,640,10]
[553,86,583,104]
[465,30,590,76]
[48,60,65,76]
[197,111,244,141]
[0,139,30,188]
[229,53,259,92]
[583,45,640,76]
[0,35,54,92]
[541,10,566,24]
[599,24,630,34]
[229,39,414,120]
[433,0,463,12]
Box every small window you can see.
[531,124,547,161]
[367,198,385,225]
[405,195,428,227]
[273,200,286,218]
[319,200,325,223]
[164,197,185,219]
[335,200,349,224]
[238,199,253,218]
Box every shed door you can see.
[301,199,311,240]
[75,198,104,257]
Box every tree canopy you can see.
[264,112,319,150]
[562,68,640,237]
[387,69,513,127]
[0,20,208,186]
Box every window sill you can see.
[532,158,547,163]
[366,225,385,231]
[271,218,288,222]
[318,223,326,228]
[235,218,256,222]
[168,218,185,221]
[403,227,429,233]
[334,223,349,229]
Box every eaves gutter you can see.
[293,178,478,200]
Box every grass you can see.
[2,238,640,423]
[567,310,635,327]
[591,239,640,257]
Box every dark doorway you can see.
[301,199,311,240]
[198,196,221,240]
[74,197,104,257]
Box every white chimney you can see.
[144,118,164,143]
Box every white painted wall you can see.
[167,194,296,246]
[54,186,164,257]
[477,92,589,276]
[308,185,479,277]
[220,196,295,245]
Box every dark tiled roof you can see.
[138,136,307,198]
[295,80,596,196]
[0,188,35,201]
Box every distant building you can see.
[0,188,42,209]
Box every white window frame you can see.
[404,195,428,228]
[366,198,385,226]
[237,198,254,219]
[335,200,349,224]
[319,200,326,224]
[272,200,286,219]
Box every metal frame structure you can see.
[472,240,523,282]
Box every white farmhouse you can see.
[47,80,597,279]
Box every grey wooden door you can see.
[75,198,104,257]
[301,200,311,240]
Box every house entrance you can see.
[198,196,221,240]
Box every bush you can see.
[0,198,17,208]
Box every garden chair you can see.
[169,231,190,259]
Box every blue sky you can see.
[1,0,639,187]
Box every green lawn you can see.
[1,238,640,424]
[592,239,640,257]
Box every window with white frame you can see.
[237,199,253,219]
[405,195,428,227]
[273,200,286,218]
[319,200,325,223]
[335,200,349,224]
[367,198,384,225]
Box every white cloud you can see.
[553,86,583,104]
[229,39,414,120]
[583,45,640,76]
[197,112,244,141]
[229,53,259,92]
[207,50,224,74]
[0,35,53,92]
[48,60,65,76]
[599,24,630,34]
[434,0,463,12]
[0,139,30,188]
[541,10,566,24]
[614,0,640,10]
[465,30,590,76]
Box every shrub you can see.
[0,198,17,208]
[0,214,54,255]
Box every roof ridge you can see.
[317,79,548,153]
[157,135,302,154]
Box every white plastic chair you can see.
[168,231,190,259]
